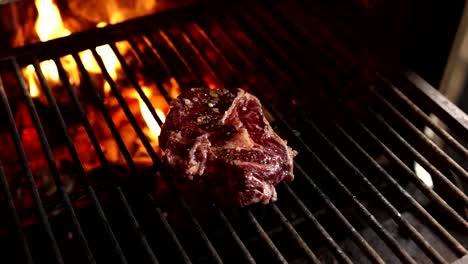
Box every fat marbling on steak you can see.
[159,88,296,206]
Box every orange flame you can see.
[138,87,167,143]
[35,0,71,41]
[24,65,40,97]
[22,0,170,155]
[23,0,80,97]
[24,0,128,97]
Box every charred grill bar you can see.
[0,0,467,263]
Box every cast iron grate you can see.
[0,0,466,263]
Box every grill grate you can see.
[0,0,467,263]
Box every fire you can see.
[24,65,40,97]
[138,87,167,142]
[23,0,126,97]
[22,0,79,96]
[165,78,182,99]
[35,0,71,41]
[79,45,119,81]
[21,0,168,160]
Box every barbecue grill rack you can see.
[0,0,467,263]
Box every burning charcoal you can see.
[160,88,297,207]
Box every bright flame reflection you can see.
[414,162,434,189]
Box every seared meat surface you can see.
[159,88,296,206]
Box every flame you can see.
[35,0,71,41]
[34,0,73,83]
[79,45,119,80]
[138,87,166,142]
[23,0,80,96]
[78,22,121,89]
[24,65,40,98]
[165,77,182,99]
[24,0,126,97]
[107,1,157,24]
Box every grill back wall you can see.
[0,0,467,263]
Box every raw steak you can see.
[159,88,296,206]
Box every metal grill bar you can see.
[370,86,468,182]
[231,5,307,82]
[154,26,337,263]
[148,39,280,262]
[201,4,468,261]
[0,0,467,262]
[141,36,191,89]
[406,72,468,142]
[127,34,261,264]
[127,36,257,263]
[200,15,292,89]
[196,18,422,258]
[312,120,462,263]
[104,42,226,264]
[311,121,455,263]
[167,26,329,263]
[377,75,468,160]
[268,0,353,78]
[191,21,284,95]
[288,178,385,264]
[12,59,95,263]
[109,43,165,125]
[367,108,468,207]
[193,27,386,263]
[311,122,446,263]
[53,58,158,263]
[270,203,321,263]
[294,137,416,263]
[143,28,295,263]
[334,122,468,258]
[146,195,192,264]
[0,148,33,264]
[188,17,400,264]
[71,52,165,264]
[178,21,363,263]
[0,70,64,264]
[185,10,414,264]
[31,57,128,264]
[356,123,468,256]
[158,31,202,85]
[361,116,468,227]
[215,209,256,264]
[176,19,354,261]
[245,209,288,264]
[126,38,172,102]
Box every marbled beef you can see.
[159,88,296,206]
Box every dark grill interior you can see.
[0,0,467,263]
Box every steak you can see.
[159,88,296,206]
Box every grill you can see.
[0,0,467,263]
